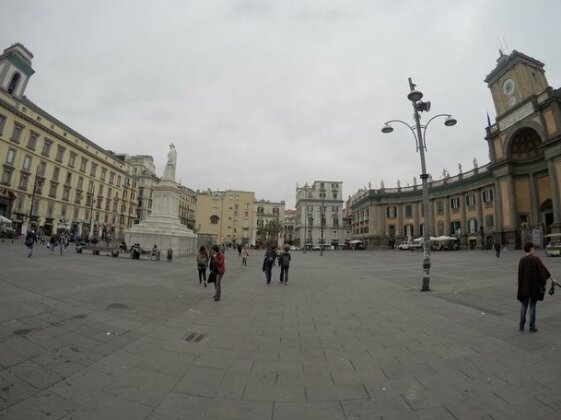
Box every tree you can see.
[260,219,283,248]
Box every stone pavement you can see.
[1,240,561,419]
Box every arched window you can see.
[509,128,543,161]
[8,72,21,95]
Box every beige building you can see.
[118,154,158,223]
[350,49,561,250]
[253,199,285,247]
[195,189,255,245]
[0,44,137,239]
[178,185,196,230]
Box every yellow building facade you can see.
[0,44,137,239]
[350,50,561,249]
[195,189,255,245]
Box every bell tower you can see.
[485,50,549,118]
[0,43,35,99]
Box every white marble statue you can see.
[458,163,463,174]
[162,143,177,181]
[473,157,478,169]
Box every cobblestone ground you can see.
[1,240,561,419]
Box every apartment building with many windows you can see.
[0,44,137,239]
[252,199,285,247]
[295,181,344,248]
[195,189,255,245]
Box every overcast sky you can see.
[2,0,560,208]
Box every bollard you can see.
[167,248,173,262]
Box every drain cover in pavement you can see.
[185,332,206,342]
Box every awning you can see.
[0,215,12,224]
[349,239,363,244]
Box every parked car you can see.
[397,241,422,251]
[289,245,300,251]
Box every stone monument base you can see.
[125,180,197,257]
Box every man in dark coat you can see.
[518,242,552,332]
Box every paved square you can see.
[1,240,561,419]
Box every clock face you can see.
[503,78,516,96]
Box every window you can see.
[27,131,38,150]
[62,187,70,201]
[55,146,65,162]
[90,163,97,177]
[65,171,72,185]
[22,154,32,171]
[437,222,444,236]
[49,183,57,198]
[98,184,104,196]
[1,168,13,185]
[0,114,6,134]
[483,189,494,203]
[68,152,77,168]
[77,176,84,190]
[6,148,16,165]
[387,206,397,218]
[450,198,460,209]
[405,205,412,218]
[117,175,121,187]
[436,200,444,215]
[80,157,88,172]
[107,187,112,198]
[52,166,60,181]
[333,217,339,227]
[37,161,47,177]
[11,123,23,143]
[42,139,53,157]
[404,224,414,238]
[88,180,94,194]
[8,72,20,94]
[450,221,461,235]
[109,172,115,184]
[332,192,337,199]
[485,215,494,228]
[18,172,29,189]
[101,168,107,181]
[47,201,54,217]
[468,218,478,234]
[465,194,476,207]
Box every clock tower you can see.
[484,50,561,248]
[485,50,549,118]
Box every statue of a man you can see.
[162,143,177,181]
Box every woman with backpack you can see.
[278,245,291,284]
[262,245,277,284]
[196,246,209,287]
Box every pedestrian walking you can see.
[24,229,36,257]
[49,234,56,254]
[242,246,249,266]
[262,245,277,284]
[210,245,225,301]
[494,240,501,257]
[278,245,291,284]
[58,233,65,255]
[196,246,209,287]
[517,241,555,332]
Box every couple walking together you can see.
[196,245,225,301]
[263,245,291,284]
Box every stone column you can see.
[528,173,539,226]
[547,160,561,226]
[444,196,451,235]
[460,192,467,245]
[477,188,484,248]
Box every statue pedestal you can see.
[125,180,197,257]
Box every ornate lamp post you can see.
[27,172,43,232]
[320,198,325,256]
[382,78,457,291]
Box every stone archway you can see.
[508,127,543,161]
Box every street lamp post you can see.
[382,77,457,291]
[89,196,96,239]
[320,198,325,256]
[27,172,43,232]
